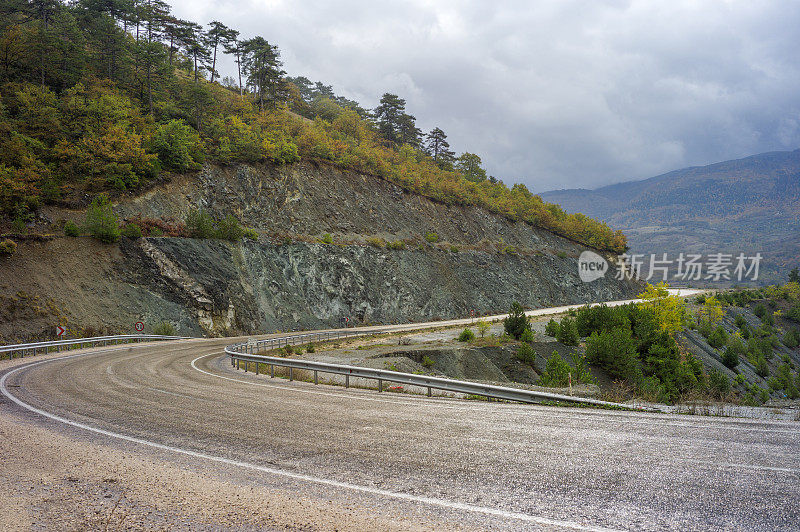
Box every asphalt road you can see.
[2,333,799,531]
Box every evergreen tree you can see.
[397,112,422,147]
[205,20,230,84]
[425,127,455,168]
[241,36,286,110]
[456,152,488,182]
[373,92,406,144]
[221,28,243,95]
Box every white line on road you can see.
[1,354,621,532]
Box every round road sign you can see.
[135,321,144,332]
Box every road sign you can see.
[135,321,144,332]
[56,326,65,337]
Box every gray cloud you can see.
[174,0,800,191]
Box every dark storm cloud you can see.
[174,0,800,191]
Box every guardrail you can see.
[1,334,186,359]
[225,333,657,411]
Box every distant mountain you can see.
[541,149,800,284]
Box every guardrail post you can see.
[236,359,240,370]
[244,361,248,373]
[314,370,318,385]
[289,367,293,381]
[231,356,235,366]
[345,374,349,388]
[427,387,432,397]
[270,364,274,378]
[378,379,383,392]
[255,363,259,375]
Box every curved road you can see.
[2,335,799,530]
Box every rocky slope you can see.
[1,162,642,341]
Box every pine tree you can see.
[241,36,287,110]
[205,20,230,84]
[425,127,455,168]
[373,93,406,144]
[456,152,487,182]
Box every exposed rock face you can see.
[117,237,641,336]
[1,161,642,340]
[118,161,598,252]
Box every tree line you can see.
[0,0,628,253]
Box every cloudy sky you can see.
[174,0,800,192]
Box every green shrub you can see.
[366,237,385,248]
[783,329,800,348]
[386,240,406,250]
[215,214,244,241]
[722,336,744,369]
[152,321,176,336]
[450,244,460,253]
[84,194,120,243]
[457,328,475,342]
[306,343,316,353]
[734,314,747,329]
[556,317,579,346]
[753,303,767,319]
[0,238,17,256]
[585,327,641,383]
[425,232,439,243]
[64,220,81,237]
[721,348,739,369]
[520,328,535,343]
[476,320,490,337]
[185,208,215,238]
[120,223,142,238]
[242,227,259,241]
[707,326,728,349]
[421,355,434,368]
[538,352,572,386]
[697,319,713,339]
[539,351,595,387]
[787,304,800,323]
[755,355,769,378]
[504,302,529,339]
[150,119,204,171]
[708,368,731,398]
[515,342,536,365]
[545,319,560,337]
[320,233,333,244]
[11,217,26,234]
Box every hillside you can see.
[0,162,643,342]
[541,150,800,283]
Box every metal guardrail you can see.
[225,332,657,411]
[0,334,186,358]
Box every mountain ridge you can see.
[541,148,800,283]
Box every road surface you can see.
[2,292,799,530]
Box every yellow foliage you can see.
[639,282,686,335]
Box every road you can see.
[2,292,799,530]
